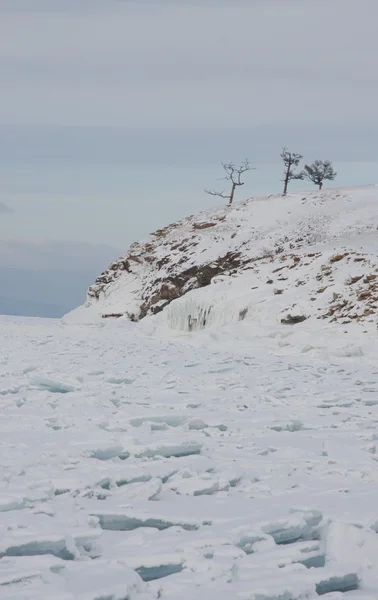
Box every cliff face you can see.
[67,186,378,330]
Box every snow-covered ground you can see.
[2,313,378,599]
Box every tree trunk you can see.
[319,182,323,190]
[283,167,289,195]
[229,182,236,205]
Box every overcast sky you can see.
[0,0,377,271]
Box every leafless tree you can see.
[280,147,303,195]
[205,159,254,205]
[301,160,337,190]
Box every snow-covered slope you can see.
[67,185,378,331]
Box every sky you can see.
[0,0,377,314]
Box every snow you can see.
[2,313,378,598]
[3,185,378,597]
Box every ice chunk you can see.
[92,510,200,531]
[297,549,325,569]
[234,531,270,554]
[90,445,130,461]
[290,508,323,529]
[262,517,314,545]
[324,520,378,586]
[0,495,25,512]
[166,471,228,496]
[0,385,22,396]
[116,478,162,501]
[106,376,134,384]
[0,556,145,600]
[234,563,316,599]
[0,534,78,560]
[188,418,208,430]
[315,571,359,595]
[115,463,178,487]
[126,555,185,582]
[135,441,202,459]
[28,375,77,393]
[136,562,183,581]
[61,560,144,600]
[130,415,187,428]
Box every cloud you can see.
[0,123,377,166]
[0,0,376,167]
[0,0,377,130]
[0,202,14,214]
[0,0,106,13]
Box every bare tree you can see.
[301,160,337,190]
[280,147,303,195]
[205,159,254,205]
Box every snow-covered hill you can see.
[68,185,378,332]
[3,188,378,599]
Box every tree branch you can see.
[204,188,231,199]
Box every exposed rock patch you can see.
[281,314,307,325]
